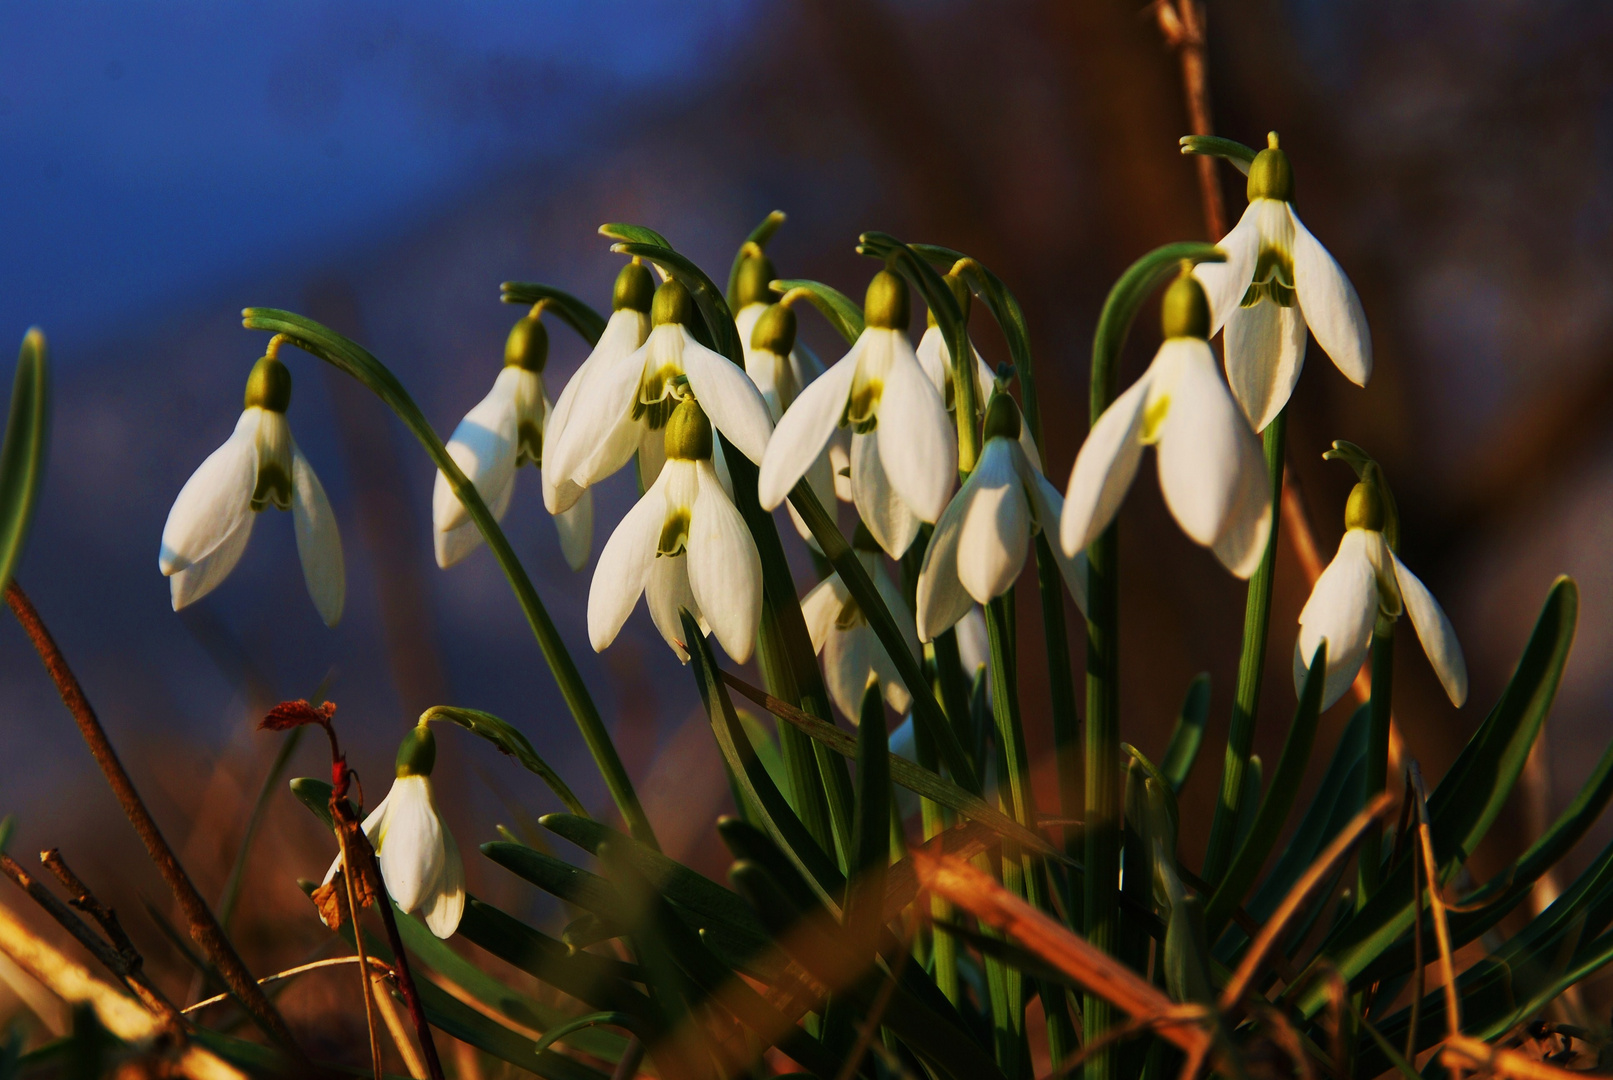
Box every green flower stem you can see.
[912,717,961,1006]
[240,309,658,851]
[1202,408,1288,884]
[1359,622,1396,906]
[1082,242,1220,1080]
[1037,534,1082,857]
[755,609,836,856]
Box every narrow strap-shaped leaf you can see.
[533,1012,638,1056]
[845,682,891,954]
[497,282,606,345]
[0,329,49,594]
[1160,673,1210,794]
[725,209,786,308]
[721,670,1056,857]
[482,841,626,919]
[241,307,656,851]
[770,278,864,344]
[1204,643,1326,937]
[457,897,652,1016]
[422,706,587,817]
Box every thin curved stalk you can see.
[1359,625,1396,906]
[240,308,657,850]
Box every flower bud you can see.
[981,392,1022,443]
[504,313,548,372]
[1161,270,1211,341]
[614,261,655,313]
[925,271,973,328]
[663,397,712,462]
[1246,132,1294,203]
[750,302,797,357]
[395,723,437,778]
[242,354,292,413]
[651,279,696,327]
[863,270,909,331]
[1344,480,1385,533]
[733,251,778,309]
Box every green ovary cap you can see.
[925,271,972,328]
[750,302,797,356]
[864,270,909,330]
[651,279,696,327]
[1161,270,1211,340]
[734,253,778,309]
[395,723,437,778]
[1246,132,1294,202]
[614,261,655,313]
[981,392,1022,442]
[663,397,712,461]
[505,314,548,372]
[243,354,292,413]
[1344,480,1385,532]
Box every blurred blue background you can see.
[1,0,1612,1017]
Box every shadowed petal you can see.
[1295,529,1379,709]
[823,621,876,723]
[1224,299,1308,433]
[1391,551,1468,707]
[646,554,703,663]
[1208,430,1273,579]
[169,513,255,611]
[292,446,345,627]
[587,473,668,653]
[915,482,975,643]
[875,333,956,522]
[554,486,593,572]
[853,433,923,559]
[420,824,465,938]
[759,345,859,510]
[375,777,445,913]
[956,439,1029,605]
[1022,463,1088,616]
[800,574,849,653]
[1060,370,1152,557]
[680,329,775,465]
[687,462,763,663]
[1195,201,1261,335]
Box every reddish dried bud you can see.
[259,699,336,731]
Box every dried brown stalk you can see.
[1410,763,1462,1040]
[183,955,394,1014]
[1441,1033,1590,1080]
[336,813,385,1080]
[3,581,302,1056]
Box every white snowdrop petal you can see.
[680,331,775,465]
[799,575,848,654]
[758,346,859,510]
[1295,530,1380,709]
[914,325,948,396]
[852,433,923,559]
[1155,339,1248,547]
[637,425,667,493]
[786,447,838,548]
[1061,371,1152,557]
[160,410,260,574]
[435,370,520,533]
[420,824,465,938]
[1194,201,1262,335]
[955,608,989,680]
[687,462,763,664]
[1391,552,1468,707]
[1025,469,1089,616]
[291,447,345,627]
[823,621,876,723]
[544,313,650,508]
[322,791,392,888]
[169,514,255,611]
[874,333,957,522]
[914,485,974,643]
[587,474,668,652]
[1290,205,1372,387]
[828,432,853,502]
[1208,431,1273,580]
[375,777,444,913]
[546,308,650,474]
[646,553,702,663]
[956,441,1029,605]
[553,487,594,572]
[1224,299,1309,434]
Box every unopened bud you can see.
[243,355,292,413]
[1246,132,1294,202]
[981,392,1022,442]
[651,279,696,327]
[395,723,437,778]
[504,313,548,372]
[614,261,655,313]
[663,397,713,462]
[1344,481,1385,532]
[1160,269,1211,340]
[864,270,909,330]
[750,303,796,357]
[733,252,778,309]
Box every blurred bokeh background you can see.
[0,0,1610,1051]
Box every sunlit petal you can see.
[687,462,762,663]
[1060,370,1152,556]
[759,346,859,510]
[874,333,956,522]
[587,473,669,652]
[1290,205,1372,387]
[1391,551,1468,707]
[1194,201,1262,335]
[915,482,974,643]
[1295,529,1379,709]
[1154,338,1249,547]
[853,433,923,559]
[956,440,1029,605]
[679,328,775,465]
[1224,299,1308,433]
[419,823,465,938]
[160,409,260,574]
[169,513,255,612]
[375,776,444,913]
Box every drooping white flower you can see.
[158,352,344,625]
[432,310,592,571]
[547,277,774,508]
[323,723,464,939]
[1194,133,1372,432]
[1061,271,1271,578]
[588,398,763,663]
[759,271,956,558]
[918,394,1087,641]
[799,525,919,722]
[543,262,654,515]
[1294,476,1466,711]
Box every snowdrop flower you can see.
[1295,472,1466,711]
[1061,269,1272,577]
[589,398,763,663]
[759,271,956,558]
[324,723,464,938]
[1195,133,1371,432]
[799,522,919,722]
[158,350,344,625]
[547,277,774,507]
[543,262,654,513]
[918,394,1087,640]
[432,309,592,571]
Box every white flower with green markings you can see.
[158,350,344,625]
[432,309,592,571]
[759,270,956,558]
[800,523,919,722]
[324,723,464,939]
[1195,132,1371,432]
[588,398,763,663]
[918,394,1087,641]
[1295,468,1466,711]
[1061,270,1271,578]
